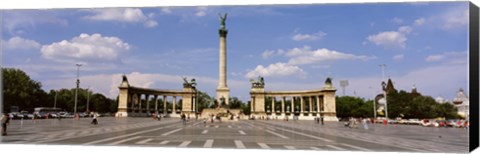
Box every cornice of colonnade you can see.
[127,86,195,96]
[251,87,337,96]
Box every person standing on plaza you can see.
[362,118,368,130]
[156,113,161,121]
[321,116,324,125]
[91,112,98,125]
[181,113,186,125]
[1,113,10,136]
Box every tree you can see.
[196,91,213,112]
[228,97,243,109]
[2,68,47,112]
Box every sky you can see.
[1,2,470,103]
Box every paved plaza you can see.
[0,117,469,153]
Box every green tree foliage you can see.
[2,67,117,113]
[3,68,47,112]
[196,91,213,111]
[228,97,243,109]
[336,89,460,119]
[336,96,372,118]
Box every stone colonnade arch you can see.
[250,78,338,121]
[116,75,197,118]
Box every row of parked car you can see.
[7,112,114,119]
[374,118,469,128]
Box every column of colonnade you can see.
[260,95,325,120]
[124,93,196,117]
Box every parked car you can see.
[27,114,36,119]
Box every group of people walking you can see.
[344,117,369,129]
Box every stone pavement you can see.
[0,117,469,153]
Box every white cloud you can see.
[161,7,172,14]
[41,33,130,64]
[393,54,404,60]
[3,36,41,51]
[84,8,157,28]
[285,46,376,65]
[366,31,407,49]
[245,62,305,79]
[144,20,158,28]
[195,7,208,17]
[425,51,467,63]
[398,26,412,34]
[425,55,444,62]
[4,11,68,35]
[261,49,285,59]
[414,17,426,26]
[391,17,403,24]
[262,50,275,59]
[442,8,468,29]
[292,31,326,41]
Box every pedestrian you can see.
[321,116,324,125]
[181,114,186,125]
[156,113,161,121]
[1,113,10,136]
[91,113,98,125]
[362,118,368,130]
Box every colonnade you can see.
[254,95,324,116]
[116,75,196,117]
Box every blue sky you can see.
[1,2,470,102]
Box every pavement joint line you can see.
[203,139,214,148]
[159,140,170,145]
[107,136,141,145]
[82,123,178,145]
[340,143,372,151]
[310,147,321,150]
[234,140,245,149]
[34,120,179,144]
[178,141,191,147]
[136,138,153,144]
[162,128,183,136]
[253,121,332,142]
[265,130,289,139]
[258,143,271,149]
[284,146,296,150]
[327,145,346,150]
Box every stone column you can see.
[172,96,177,115]
[250,97,253,113]
[216,27,230,105]
[309,96,313,116]
[163,95,167,115]
[138,94,142,113]
[131,94,135,112]
[146,94,150,113]
[291,97,294,113]
[281,97,285,116]
[300,96,304,117]
[316,96,320,114]
[192,95,196,113]
[271,97,275,115]
[154,95,158,114]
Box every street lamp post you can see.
[379,64,388,119]
[74,64,82,116]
